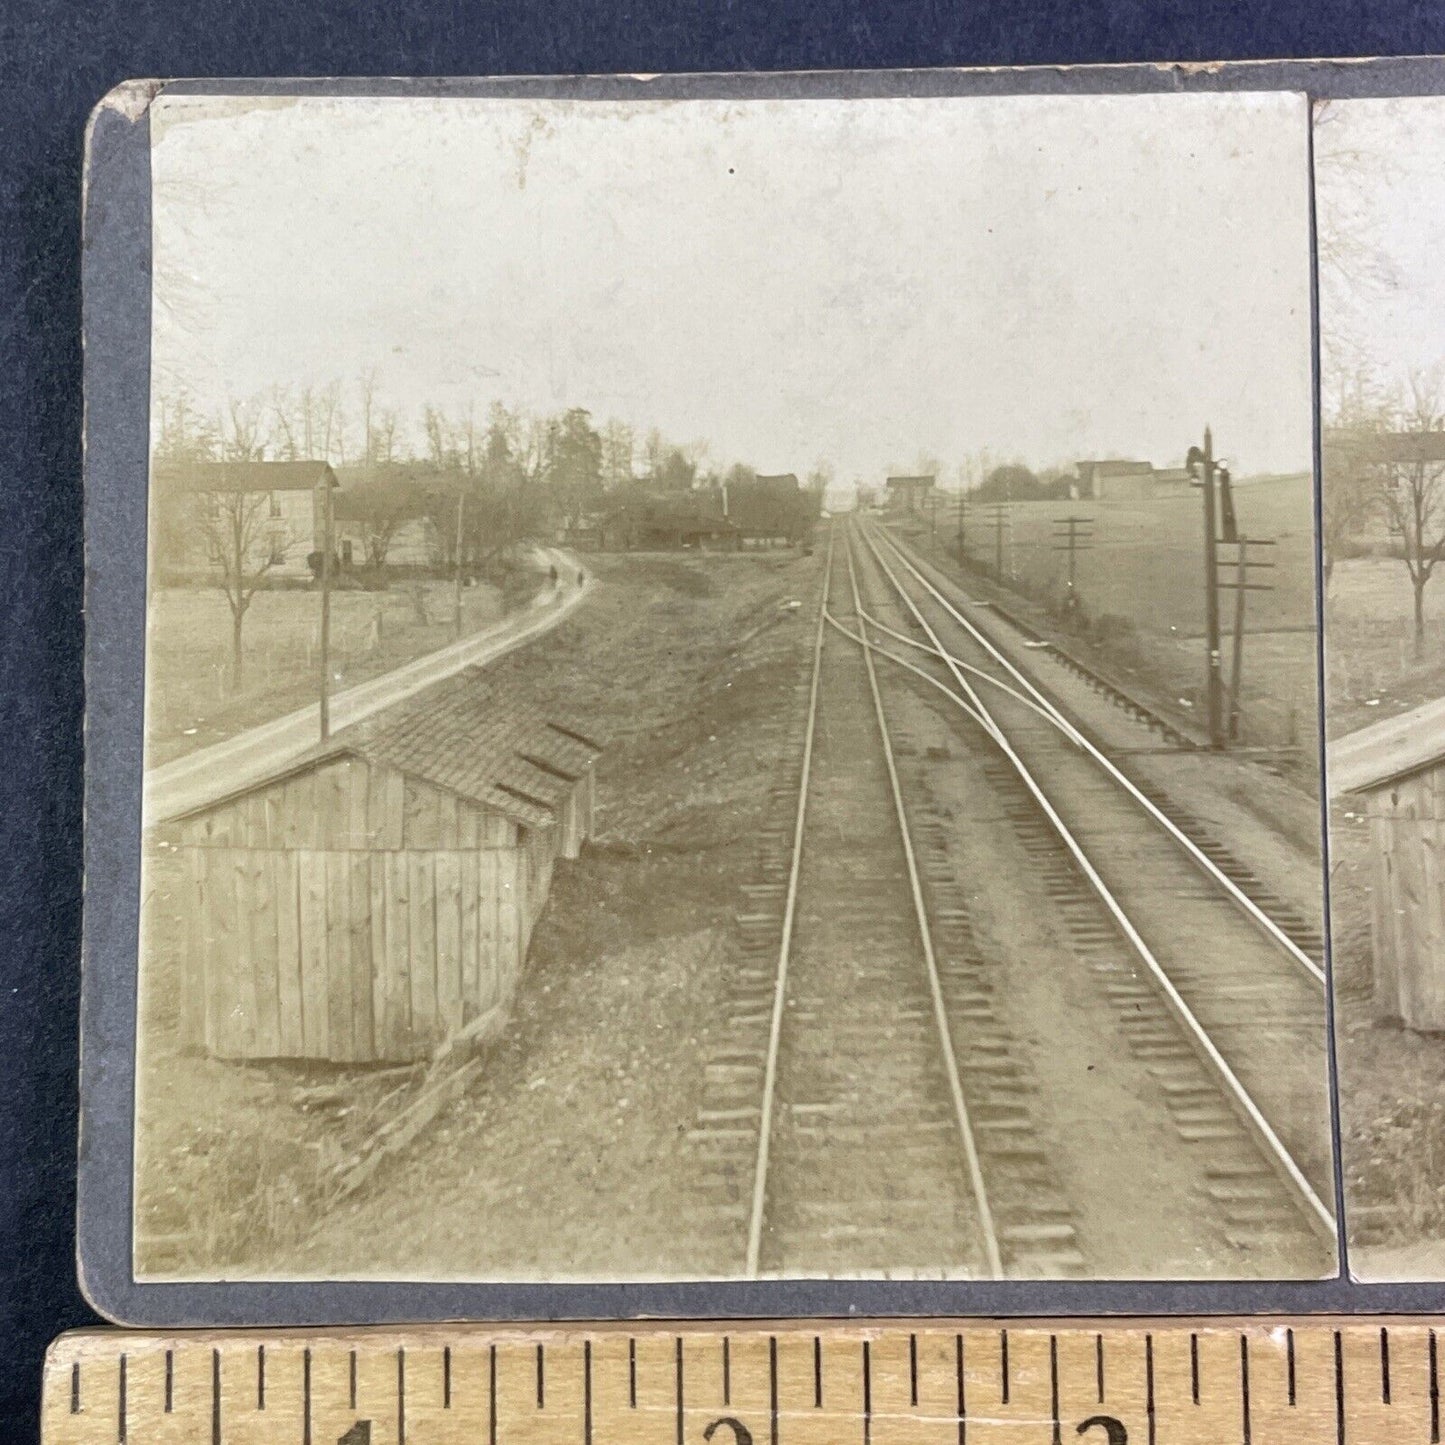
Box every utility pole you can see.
[957,486,966,557]
[993,505,1006,581]
[1219,534,1276,742]
[318,477,333,741]
[1187,426,1224,748]
[1051,514,1095,599]
[453,486,467,642]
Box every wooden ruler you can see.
[41,1319,1443,1444]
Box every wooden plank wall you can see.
[178,754,594,1064]
[1366,768,1445,1031]
[185,843,529,1063]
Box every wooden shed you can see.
[1331,697,1445,1031]
[170,667,602,1064]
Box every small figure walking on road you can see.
[577,568,585,586]
[549,564,559,587]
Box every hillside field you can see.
[925,474,1319,749]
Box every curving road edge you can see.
[144,546,593,826]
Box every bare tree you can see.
[193,399,287,689]
[1376,370,1445,653]
[1314,99,1400,376]
[601,418,634,490]
[358,367,380,469]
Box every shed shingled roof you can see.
[1329,695,1445,796]
[323,665,603,826]
[177,666,603,829]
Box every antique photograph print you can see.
[1318,96,1445,1281]
[135,90,1334,1283]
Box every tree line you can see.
[155,373,831,575]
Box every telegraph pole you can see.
[993,505,1006,580]
[1220,534,1276,742]
[318,477,333,741]
[1051,515,1094,592]
[453,486,467,642]
[1190,426,1224,749]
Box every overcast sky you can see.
[1315,97,1445,402]
[151,91,1314,482]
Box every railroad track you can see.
[686,518,1334,1279]
[852,519,1336,1264]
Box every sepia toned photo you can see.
[1317,96,1445,1281]
[131,89,1335,1284]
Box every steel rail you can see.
[840,533,1005,1278]
[853,521,1337,1242]
[744,531,833,1278]
[869,523,1326,990]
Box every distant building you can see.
[331,488,442,570]
[612,489,739,550]
[1323,427,1445,482]
[1331,698,1445,1032]
[886,475,936,513]
[151,460,338,580]
[1077,459,1193,502]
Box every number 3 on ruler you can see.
[1076,1417,1127,1444]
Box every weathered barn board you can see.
[1334,700,1445,1032]
[172,668,603,1064]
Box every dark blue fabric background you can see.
[6,1,1445,1438]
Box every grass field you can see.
[920,474,1318,749]
[1325,555,1445,738]
[144,577,514,766]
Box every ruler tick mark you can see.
[1095,1333,1105,1404]
[770,1335,779,1445]
[1335,1330,1346,1445]
[723,1336,731,1407]
[1287,1328,1296,1407]
[349,1348,357,1412]
[1145,1333,1156,1445]
[537,1343,545,1409]
[1240,1335,1251,1445]
[910,1332,919,1407]
[1000,1330,1010,1405]
[211,1348,221,1445]
[676,1337,684,1445]
[70,1361,79,1415]
[303,1347,312,1445]
[955,1333,966,1445]
[117,1353,126,1443]
[814,1335,823,1409]
[444,1345,452,1409]
[1431,1331,1440,1445]
[257,1344,266,1410]
[584,1340,593,1445]
[398,1347,407,1445]
[862,1340,872,1445]
[628,1338,636,1409]
[1380,1327,1390,1405]
[1049,1335,1061,1445]
[489,1345,498,1445]
[1190,1332,1199,1404]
